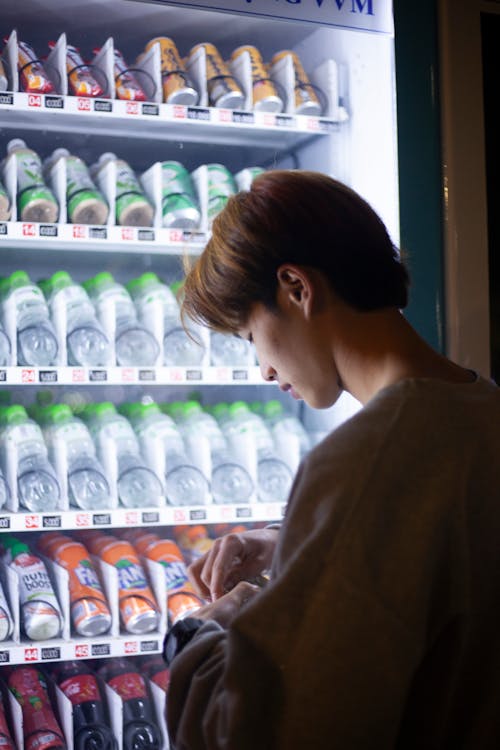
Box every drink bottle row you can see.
[0,137,264,228]
[0,398,311,513]
[0,657,168,750]
[0,524,224,644]
[1,30,326,116]
[0,269,255,368]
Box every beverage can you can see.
[112,47,147,102]
[41,535,112,637]
[160,161,200,229]
[64,44,105,97]
[271,50,323,116]
[17,40,54,94]
[189,42,245,109]
[98,537,159,634]
[231,45,283,113]
[206,163,237,223]
[93,153,154,227]
[145,36,198,105]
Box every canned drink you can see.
[0,578,13,641]
[144,36,198,105]
[189,42,245,110]
[173,524,213,564]
[98,536,159,634]
[271,50,323,116]
[206,163,237,223]
[140,536,204,624]
[64,43,105,97]
[40,534,112,637]
[160,161,200,229]
[112,47,147,102]
[17,40,54,94]
[234,166,265,191]
[231,45,283,113]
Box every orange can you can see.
[231,45,283,113]
[144,37,198,105]
[270,50,323,116]
[189,42,245,110]
[99,536,159,634]
[142,538,203,624]
[42,535,112,637]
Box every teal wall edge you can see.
[394,0,445,352]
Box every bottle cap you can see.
[183,400,203,418]
[93,272,115,295]
[49,404,73,424]
[94,402,117,419]
[7,138,27,153]
[167,401,185,421]
[211,402,229,420]
[10,541,31,558]
[228,400,249,417]
[50,270,73,293]
[3,404,28,425]
[263,400,283,418]
[9,270,31,290]
[139,402,161,417]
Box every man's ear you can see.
[276,265,313,318]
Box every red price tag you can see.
[121,227,134,241]
[173,105,187,119]
[126,102,139,115]
[24,515,40,529]
[121,368,135,382]
[24,647,39,661]
[125,512,139,526]
[173,509,187,523]
[73,225,87,239]
[28,94,42,108]
[77,98,91,111]
[22,223,36,237]
[168,368,184,382]
[21,369,35,383]
[72,368,85,383]
[124,641,138,654]
[307,117,320,131]
[75,644,90,658]
[76,513,91,527]
[168,228,183,243]
[263,113,276,127]
[218,109,231,122]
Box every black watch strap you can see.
[163,616,205,667]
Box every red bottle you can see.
[51,661,116,750]
[139,655,170,692]
[7,666,66,750]
[0,699,15,750]
[98,658,161,750]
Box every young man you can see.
[164,170,500,748]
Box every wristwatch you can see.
[163,616,205,667]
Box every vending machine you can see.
[0,1,448,747]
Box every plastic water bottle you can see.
[126,273,205,366]
[39,271,111,366]
[81,402,163,508]
[216,401,293,503]
[0,271,58,366]
[174,400,254,504]
[0,405,60,511]
[262,399,311,470]
[210,331,255,367]
[83,273,159,366]
[123,402,209,507]
[0,323,11,366]
[42,404,111,510]
[0,466,9,510]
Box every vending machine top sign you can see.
[137,0,394,34]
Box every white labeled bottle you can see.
[82,402,163,508]
[0,270,58,366]
[43,404,111,510]
[0,177,11,221]
[174,400,254,504]
[3,537,63,641]
[39,270,111,366]
[6,138,59,223]
[217,400,293,503]
[0,322,11,366]
[210,331,255,367]
[262,399,311,471]
[44,148,109,225]
[0,405,60,511]
[83,272,159,366]
[92,152,154,227]
[127,273,205,366]
[123,402,210,507]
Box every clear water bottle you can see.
[0,271,58,366]
[126,273,205,367]
[83,273,159,366]
[81,402,163,508]
[123,402,209,507]
[210,331,255,367]
[42,404,111,510]
[175,400,254,504]
[0,460,9,510]
[262,399,311,470]
[39,271,111,366]
[217,401,293,503]
[0,323,11,366]
[0,405,60,511]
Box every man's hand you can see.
[195,581,260,628]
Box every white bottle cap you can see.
[7,138,27,153]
